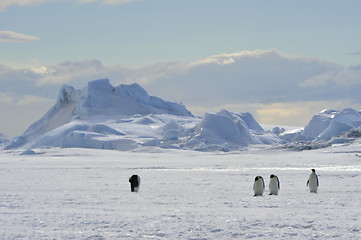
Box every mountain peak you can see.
[5,79,192,149]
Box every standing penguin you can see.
[269,174,280,195]
[253,176,265,196]
[307,169,319,193]
[129,175,141,192]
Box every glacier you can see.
[4,79,361,152]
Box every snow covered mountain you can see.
[5,79,276,151]
[302,108,361,140]
[280,108,361,150]
[5,79,361,152]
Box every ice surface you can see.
[2,79,361,238]
[1,144,361,239]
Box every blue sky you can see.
[1,0,361,137]
[2,0,361,67]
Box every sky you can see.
[1,0,361,138]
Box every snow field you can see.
[1,145,361,239]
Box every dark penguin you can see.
[253,176,265,196]
[129,175,141,192]
[307,169,319,193]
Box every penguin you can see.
[253,176,265,196]
[269,174,280,195]
[129,175,141,192]
[307,169,319,193]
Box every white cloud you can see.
[0,93,13,104]
[0,30,39,42]
[0,92,52,106]
[256,100,361,126]
[301,64,361,88]
[0,49,359,103]
[348,51,361,56]
[101,0,136,4]
[34,60,108,86]
[76,0,97,3]
[0,91,53,138]
[333,65,361,86]
[16,95,53,106]
[2,49,361,137]
[0,95,53,138]
[189,49,279,67]
[300,71,338,87]
[0,0,136,10]
[1,49,359,104]
[0,0,52,10]
[140,49,346,104]
[187,100,359,128]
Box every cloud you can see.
[16,95,53,106]
[0,93,13,104]
[0,94,53,138]
[1,49,361,104]
[189,49,280,67]
[1,49,360,104]
[0,30,39,42]
[0,0,136,10]
[32,60,107,86]
[2,49,361,137]
[333,64,361,86]
[0,92,53,137]
[78,0,137,4]
[0,92,52,106]
[253,100,361,127]
[97,0,136,4]
[300,71,338,87]
[301,64,361,88]
[0,0,52,10]
[348,51,361,56]
[138,49,349,105]
[185,100,359,128]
